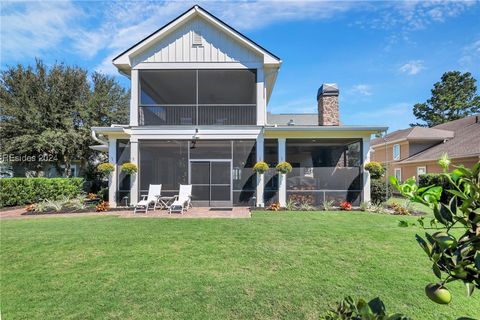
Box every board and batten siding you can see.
[132,17,262,66]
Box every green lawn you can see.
[1,212,479,319]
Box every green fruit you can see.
[432,232,455,249]
[425,283,452,304]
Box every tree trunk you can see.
[64,156,72,178]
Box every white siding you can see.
[132,17,262,66]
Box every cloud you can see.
[0,1,82,60]
[458,39,480,68]
[348,84,372,96]
[399,60,425,75]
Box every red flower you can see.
[340,201,352,211]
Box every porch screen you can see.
[286,139,363,206]
[139,141,188,197]
[264,139,279,205]
[138,69,256,125]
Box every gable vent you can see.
[192,31,203,46]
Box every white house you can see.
[91,5,387,208]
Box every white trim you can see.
[394,168,402,182]
[362,137,371,203]
[416,166,426,177]
[130,70,139,126]
[133,62,263,70]
[256,67,265,126]
[130,141,139,205]
[393,143,400,160]
[108,138,117,208]
[256,133,264,207]
[278,138,286,207]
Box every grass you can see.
[1,212,479,319]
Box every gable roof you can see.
[371,126,454,146]
[398,115,480,163]
[113,5,281,71]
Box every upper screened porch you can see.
[138,69,257,126]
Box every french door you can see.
[189,160,232,207]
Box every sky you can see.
[1,0,479,132]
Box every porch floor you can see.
[0,206,251,220]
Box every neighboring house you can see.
[371,115,480,182]
[91,5,386,208]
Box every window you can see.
[417,166,426,177]
[394,168,402,182]
[393,144,400,160]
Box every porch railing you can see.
[139,104,256,126]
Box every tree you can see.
[411,71,480,127]
[0,59,129,177]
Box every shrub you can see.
[95,201,109,212]
[120,162,137,175]
[320,296,410,320]
[0,178,84,207]
[322,200,335,211]
[275,161,293,174]
[364,161,385,179]
[418,173,453,203]
[370,178,392,204]
[252,161,269,174]
[391,156,480,303]
[266,202,281,211]
[97,162,115,176]
[340,201,352,211]
[386,202,410,215]
[34,196,86,213]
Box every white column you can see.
[278,138,286,207]
[108,138,117,208]
[130,139,139,205]
[256,68,266,126]
[362,136,371,203]
[256,133,265,207]
[130,69,139,126]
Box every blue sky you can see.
[1,1,479,131]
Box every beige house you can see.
[371,115,480,181]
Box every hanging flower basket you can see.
[253,161,269,174]
[120,162,138,175]
[97,162,115,176]
[276,161,292,174]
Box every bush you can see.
[0,178,84,207]
[97,162,115,176]
[370,178,392,204]
[418,173,453,203]
[364,161,385,179]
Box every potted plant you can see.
[275,161,292,174]
[253,161,269,174]
[97,162,115,176]
[120,162,138,175]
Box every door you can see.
[190,160,232,207]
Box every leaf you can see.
[398,220,410,227]
[433,206,446,224]
[447,189,467,200]
[475,252,480,269]
[416,234,431,256]
[368,297,386,315]
[465,282,475,297]
[432,263,442,279]
[440,204,453,223]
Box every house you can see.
[91,5,386,208]
[371,115,480,182]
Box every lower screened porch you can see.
[111,137,368,208]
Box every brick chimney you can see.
[317,83,339,126]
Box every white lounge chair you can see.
[134,184,162,214]
[169,184,192,214]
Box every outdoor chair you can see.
[134,184,162,214]
[169,184,192,214]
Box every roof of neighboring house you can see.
[267,113,318,126]
[398,115,480,163]
[371,126,454,146]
